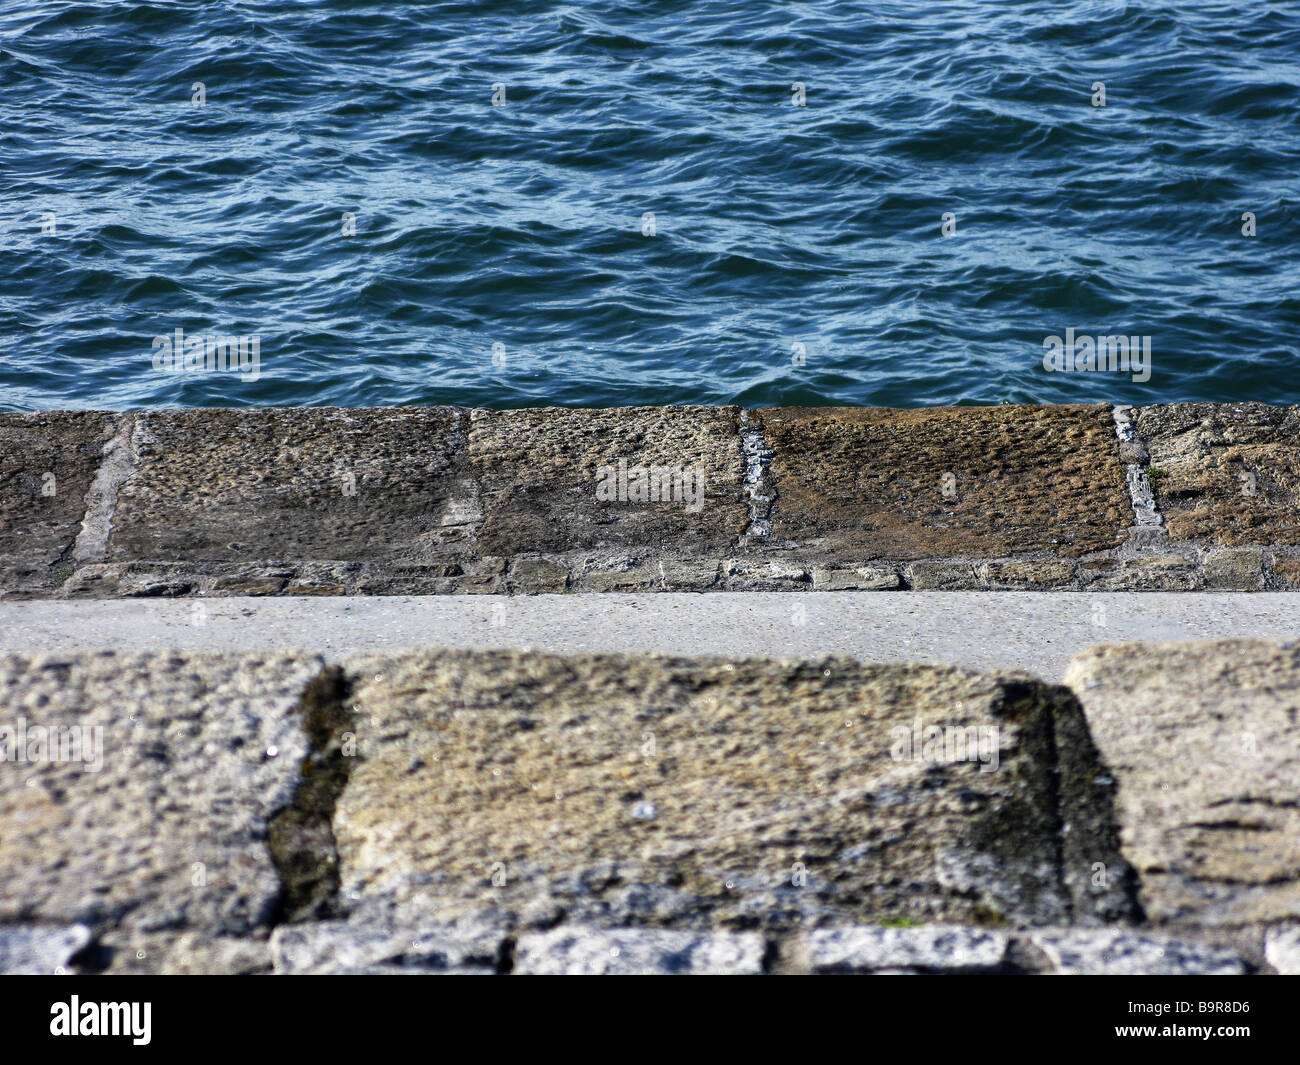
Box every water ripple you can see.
[1,0,1298,410]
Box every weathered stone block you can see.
[1203,548,1265,590]
[810,566,900,591]
[1136,403,1300,545]
[514,927,764,975]
[908,561,981,590]
[0,651,318,951]
[0,923,91,975]
[105,407,471,566]
[1092,557,1202,591]
[722,559,809,589]
[1030,929,1247,975]
[977,561,1076,589]
[1265,925,1300,975]
[580,568,654,592]
[508,559,569,593]
[792,925,1009,973]
[469,407,746,557]
[758,405,1129,560]
[270,909,502,975]
[94,930,271,975]
[658,559,720,590]
[332,650,1131,931]
[0,412,118,594]
[209,575,287,596]
[1065,640,1300,926]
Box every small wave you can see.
[3,0,1299,411]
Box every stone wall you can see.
[3,402,1297,597]
[2,640,1298,974]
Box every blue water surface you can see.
[1,0,1298,410]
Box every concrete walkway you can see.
[5,591,1299,680]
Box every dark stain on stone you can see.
[66,936,114,974]
[268,665,357,924]
[1045,683,1145,925]
[495,935,517,975]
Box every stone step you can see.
[4,402,1299,597]
[0,650,320,973]
[2,638,1298,974]
[329,649,1131,933]
[1066,638,1300,929]
[0,918,1267,976]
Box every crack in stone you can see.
[267,665,358,924]
[1208,796,1300,811]
[70,413,140,566]
[1041,681,1145,926]
[436,409,484,547]
[1112,406,1164,532]
[738,410,777,546]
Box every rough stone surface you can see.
[0,923,91,974]
[811,566,901,591]
[757,405,1129,561]
[105,406,472,569]
[469,406,746,558]
[8,403,1300,597]
[1270,553,1300,590]
[658,559,720,590]
[514,926,765,975]
[1264,925,1300,975]
[1203,548,1265,590]
[1085,557,1203,592]
[793,924,1009,973]
[977,561,1076,589]
[579,567,655,592]
[3,640,1298,975]
[270,905,502,974]
[908,561,982,590]
[332,649,1132,931]
[1029,929,1248,975]
[722,559,809,589]
[0,651,319,965]
[1136,403,1300,545]
[93,930,271,975]
[1065,640,1300,927]
[0,412,118,595]
[507,558,569,593]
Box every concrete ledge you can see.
[5,402,1300,597]
[12,592,1300,682]
[3,638,1299,973]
